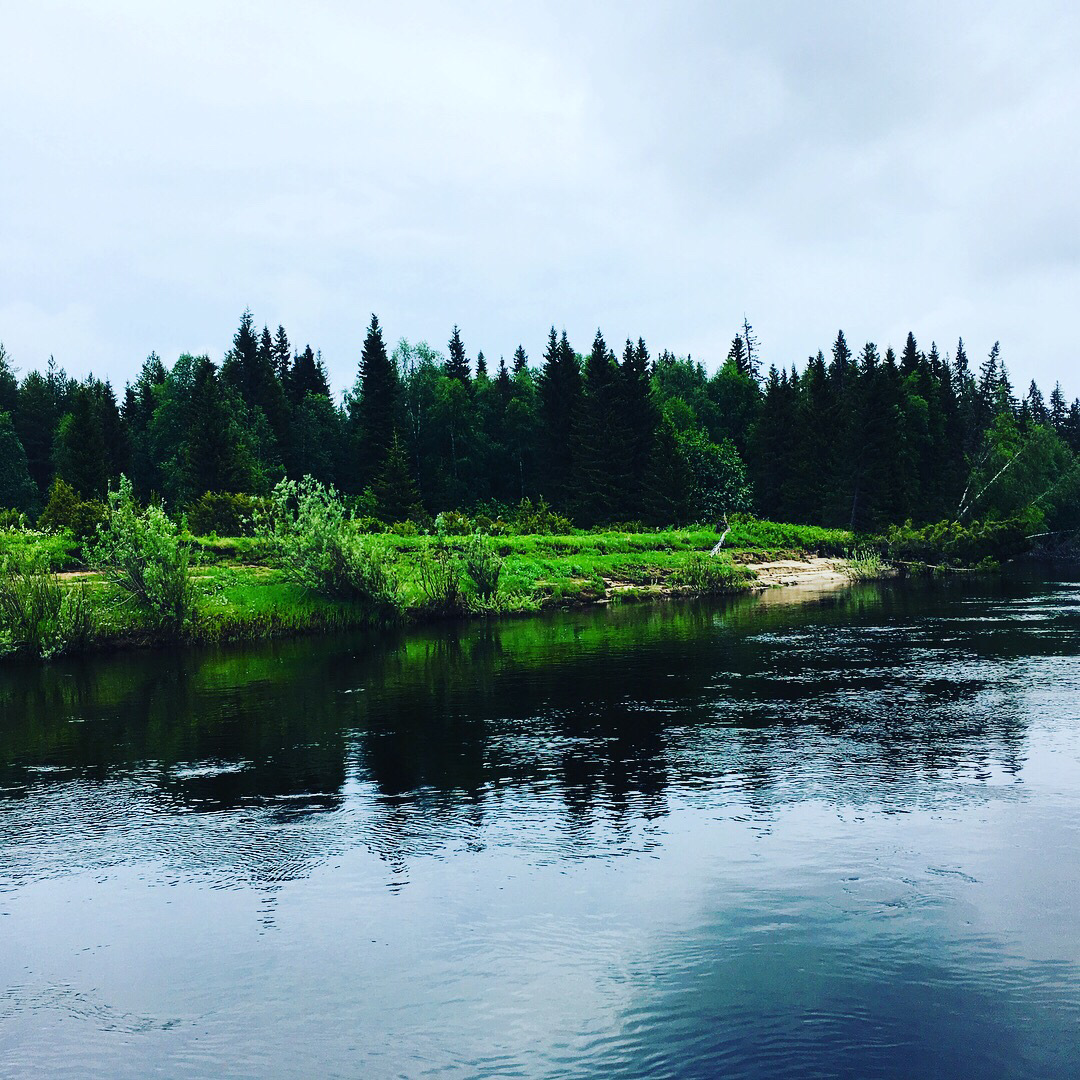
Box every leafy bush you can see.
[435,510,473,536]
[414,541,464,614]
[389,520,420,537]
[0,556,94,658]
[186,492,263,537]
[0,509,28,530]
[255,477,399,610]
[672,554,747,594]
[88,476,195,633]
[37,478,106,544]
[881,518,1028,568]
[462,533,501,601]
[507,498,573,535]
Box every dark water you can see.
[2,575,1080,1079]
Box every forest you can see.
[1,310,1079,538]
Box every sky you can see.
[2,0,1079,397]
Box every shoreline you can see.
[0,553,864,664]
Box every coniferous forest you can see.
[2,310,1079,537]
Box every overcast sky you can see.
[2,0,1079,396]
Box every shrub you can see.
[0,509,28,530]
[186,492,263,537]
[881,518,1028,569]
[507,498,573,535]
[389,520,420,537]
[255,477,399,611]
[435,510,473,536]
[0,555,94,658]
[37,478,106,544]
[88,476,195,634]
[462,533,501,601]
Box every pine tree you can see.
[572,329,628,524]
[641,418,691,525]
[620,337,656,515]
[512,345,528,374]
[475,350,488,380]
[372,431,424,522]
[1050,383,1068,432]
[1027,381,1048,426]
[222,310,289,456]
[272,325,292,384]
[538,327,581,510]
[741,316,760,380]
[445,325,471,383]
[347,314,401,490]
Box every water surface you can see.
[2,576,1079,1078]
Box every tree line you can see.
[2,312,1079,533]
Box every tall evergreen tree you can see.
[572,329,628,524]
[445,325,471,384]
[512,345,528,374]
[347,314,401,490]
[272,325,292,383]
[538,327,581,509]
[0,411,39,514]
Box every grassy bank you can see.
[0,518,860,660]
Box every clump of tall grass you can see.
[841,547,889,581]
[462,533,501,602]
[414,541,466,614]
[0,557,94,659]
[671,553,747,594]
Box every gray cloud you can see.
[1,0,1078,395]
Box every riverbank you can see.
[1,521,868,659]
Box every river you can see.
[2,574,1079,1078]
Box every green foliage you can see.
[671,554,747,594]
[506,497,573,535]
[0,555,94,658]
[0,411,39,514]
[435,510,473,536]
[255,477,399,610]
[0,509,28,530]
[414,541,465,614]
[841,548,888,581]
[462,533,501,601]
[881,518,1029,568]
[88,476,195,633]
[37,477,106,544]
[186,492,263,537]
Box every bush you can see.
[255,477,399,611]
[186,492,263,537]
[435,510,473,536]
[88,476,195,634]
[389,520,420,537]
[0,555,94,659]
[881,518,1028,569]
[0,509,28,530]
[37,478,106,544]
[462,533,501,601]
[507,498,573,535]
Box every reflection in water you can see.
[1,575,1079,1078]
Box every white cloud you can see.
[2,0,1079,395]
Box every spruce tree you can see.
[372,432,424,522]
[538,327,581,510]
[512,345,528,374]
[0,343,17,416]
[445,325,471,383]
[348,314,401,490]
[475,350,488,380]
[273,325,292,383]
[572,329,630,524]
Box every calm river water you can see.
[2,575,1079,1078]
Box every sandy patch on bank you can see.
[740,556,849,589]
